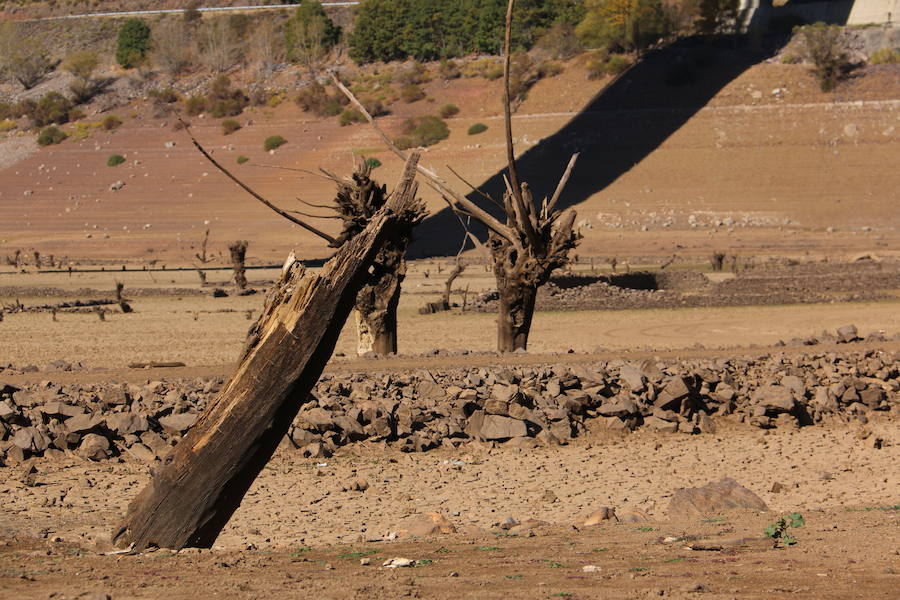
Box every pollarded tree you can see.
[183,125,425,356]
[333,0,581,352]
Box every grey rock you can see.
[158,412,197,434]
[751,385,795,414]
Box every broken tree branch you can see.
[182,121,338,246]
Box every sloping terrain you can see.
[1,46,898,265]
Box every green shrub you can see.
[264,135,287,151]
[400,84,426,103]
[463,57,504,80]
[393,115,449,149]
[101,115,123,131]
[116,18,151,69]
[184,96,207,116]
[396,62,431,85]
[67,108,85,122]
[364,157,382,169]
[207,75,248,117]
[221,119,241,135]
[339,109,365,126]
[794,22,848,92]
[439,59,461,80]
[439,103,460,118]
[870,48,900,65]
[236,155,249,164]
[467,122,488,135]
[209,99,244,118]
[780,53,801,64]
[586,51,609,80]
[149,88,180,104]
[37,126,67,146]
[22,92,73,127]
[284,1,342,65]
[0,119,17,133]
[295,82,344,117]
[538,61,564,78]
[107,154,126,167]
[604,55,630,75]
[0,102,14,121]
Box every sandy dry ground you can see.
[1,421,898,599]
[3,265,900,368]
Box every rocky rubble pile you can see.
[1,343,897,465]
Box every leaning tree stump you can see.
[111,154,420,551]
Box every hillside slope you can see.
[1,49,898,265]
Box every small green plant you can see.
[538,60,564,78]
[221,119,241,135]
[184,96,207,116]
[505,574,524,579]
[393,115,449,150]
[236,155,249,164]
[467,122,488,135]
[339,109,365,126]
[870,48,900,65]
[591,547,609,553]
[263,135,287,151]
[548,562,564,568]
[439,59,461,80]
[400,83,426,103]
[288,546,312,557]
[107,154,126,167]
[413,558,433,567]
[604,55,631,75]
[765,512,804,546]
[781,53,801,64]
[439,103,460,118]
[364,157,382,169]
[37,126,66,146]
[636,526,655,532]
[476,546,501,551]
[0,119,16,133]
[101,115,123,131]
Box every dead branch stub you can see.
[229,240,249,289]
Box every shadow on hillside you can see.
[408,35,780,257]
[413,0,865,258]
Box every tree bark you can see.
[111,155,420,551]
[229,240,248,289]
[496,279,537,352]
[354,238,405,356]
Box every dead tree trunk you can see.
[442,262,465,306]
[195,229,211,264]
[115,282,133,313]
[112,155,421,551]
[229,240,248,289]
[320,162,424,356]
[354,241,404,355]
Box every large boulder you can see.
[468,412,527,440]
[751,385,795,414]
[669,478,768,519]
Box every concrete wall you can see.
[744,0,900,28]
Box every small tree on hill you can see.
[284,0,341,75]
[117,18,151,69]
[795,22,848,92]
[64,50,101,103]
[0,23,53,90]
